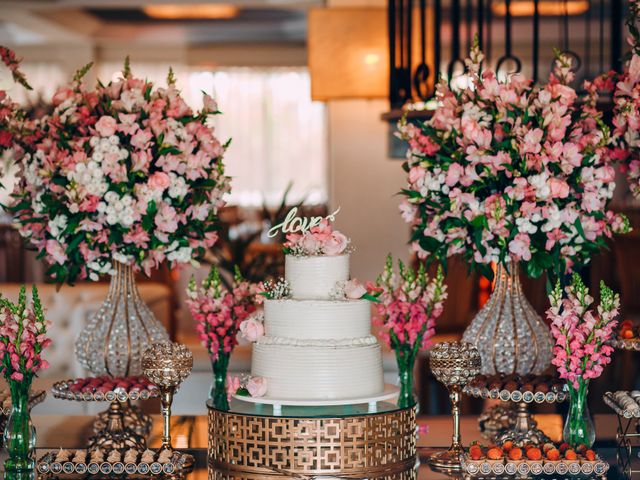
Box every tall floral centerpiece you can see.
[0,47,33,179]
[398,40,629,375]
[547,274,619,447]
[8,60,230,377]
[371,255,447,408]
[0,286,51,475]
[187,266,260,410]
[608,2,640,197]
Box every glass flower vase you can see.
[210,352,230,410]
[462,261,553,375]
[395,347,417,409]
[3,379,36,475]
[75,260,169,377]
[563,379,596,448]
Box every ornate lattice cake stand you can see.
[463,375,567,446]
[209,398,417,477]
[51,378,159,450]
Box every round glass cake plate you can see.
[463,376,567,445]
[51,377,160,451]
[233,384,399,415]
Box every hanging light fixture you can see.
[308,7,389,101]
[492,0,590,17]
[143,4,239,20]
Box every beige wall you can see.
[327,100,409,281]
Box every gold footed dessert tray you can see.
[208,399,417,477]
[51,376,160,450]
[464,374,567,446]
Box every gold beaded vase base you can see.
[208,403,417,477]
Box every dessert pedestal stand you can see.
[604,391,640,477]
[477,403,516,441]
[51,378,160,450]
[463,378,567,446]
[141,342,195,471]
[610,337,640,351]
[604,338,640,475]
[208,398,417,478]
[427,342,482,471]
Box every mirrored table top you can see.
[12,412,635,479]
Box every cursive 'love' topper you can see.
[268,207,341,238]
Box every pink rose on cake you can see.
[324,231,349,255]
[344,279,367,299]
[239,314,265,342]
[247,377,268,397]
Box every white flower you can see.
[168,173,188,199]
[113,252,134,264]
[167,247,192,263]
[528,173,551,200]
[515,217,538,234]
[48,215,68,239]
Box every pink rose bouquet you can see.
[186,265,260,409]
[547,274,619,447]
[8,59,230,284]
[283,220,350,256]
[371,254,447,407]
[398,39,629,281]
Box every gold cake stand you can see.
[208,399,417,477]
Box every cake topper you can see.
[268,206,341,238]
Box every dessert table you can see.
[9,412,633,478]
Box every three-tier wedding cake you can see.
[244,210,385,402]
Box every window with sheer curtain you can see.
[96,63,328,207]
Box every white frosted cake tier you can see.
[251,341,384,400]
[264,298,371,340]
[285,254,349,299]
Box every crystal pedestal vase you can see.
[75,260,170,377]
[462,262,552,375]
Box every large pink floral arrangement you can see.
[608,1,640,197]
[186,266,260,361]
[0,286,51,383]
[398,41,629,281]
[0,46,33,171]
[8,60,230,283]
[372,255,447,352]
[547,274,619,388]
